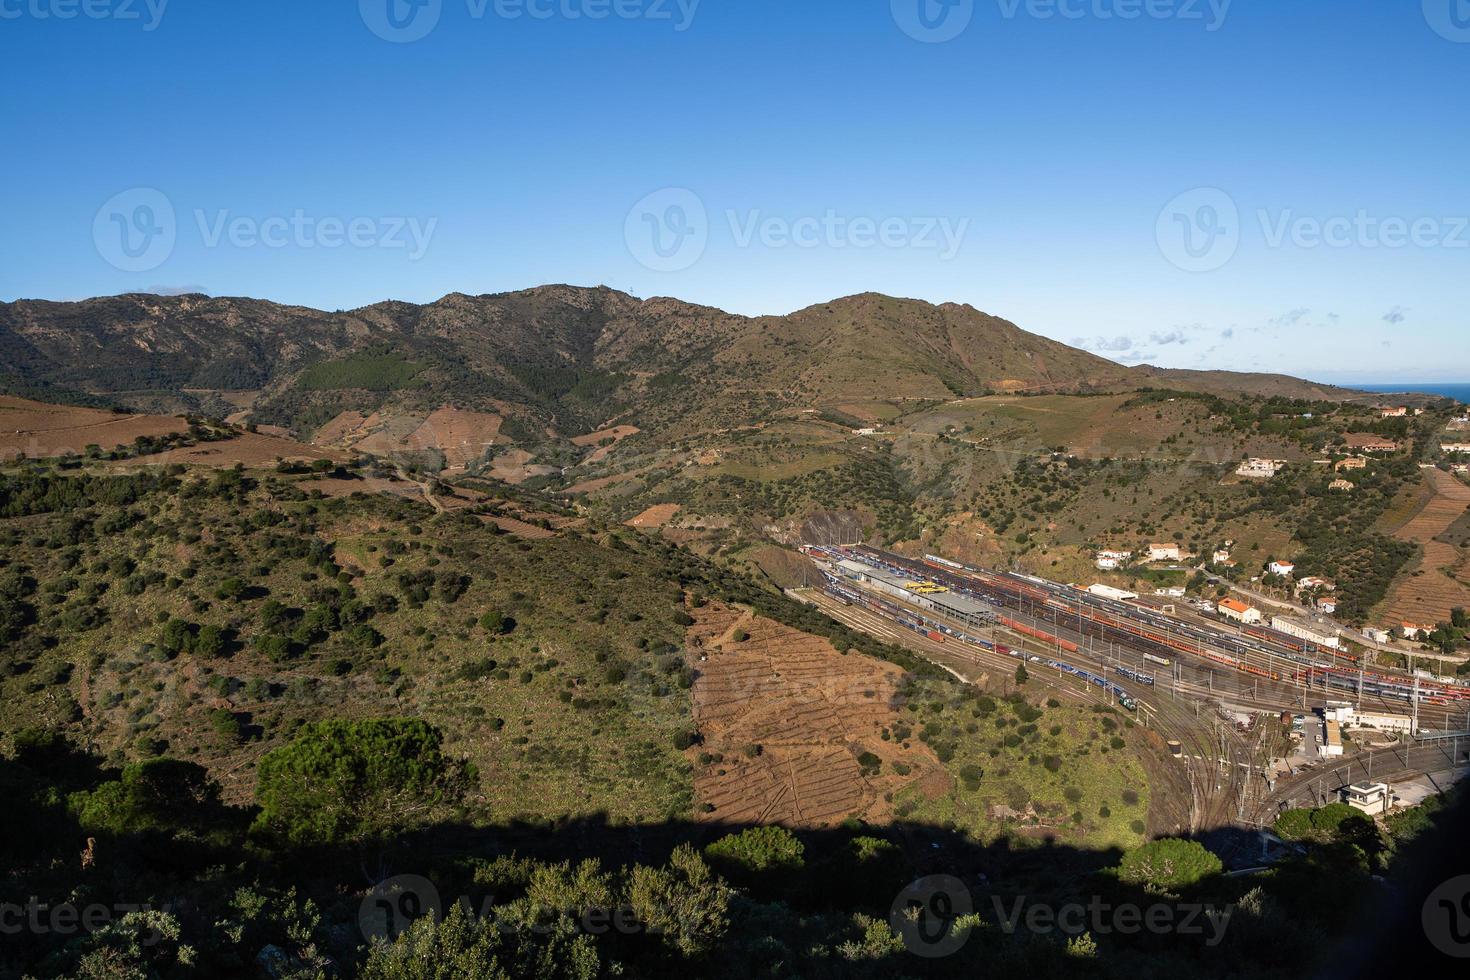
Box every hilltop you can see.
[0,287,1359,441]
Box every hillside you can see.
[2,451,1462,980]
[0,287,1361,446]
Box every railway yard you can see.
[797,544,1470,835]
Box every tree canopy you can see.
[252,718,475,847]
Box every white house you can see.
[1295,576,1335,593]
[1235,458,1286,479]
[1094,549,1132,571]
[1212,549,1232,565]
[1147,543,1181,563]
[1316,597,1338,615]
[1362,627,1391,644]
[1442,443,1470,454]
[1267,560,1296,577]
[1343,782,1391,816]
[1379,406,1408,418]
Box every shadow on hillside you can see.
[5,741,1470,977]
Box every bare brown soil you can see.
[625,503,682,528]
[312,406,504,469]
[571,424,640,447]
[408,407,505,469]
[128,432,339,468]
[312,410,371,446]
[686,602,936,827]
[1382,468,1470,625]
[483,514,557,539]
[488,448,557,485]
[0,396,188,460]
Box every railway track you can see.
[804,575,1256,831]
[829,545,1467,729]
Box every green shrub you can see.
[705,826,804,875]
[252,718,475,847]
[1117,838,1221,890]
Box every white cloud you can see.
[1269,307,1311,328]
[1073,335,1135,352]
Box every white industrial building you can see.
[831,561,995,631]
[1087,583,1138,602]
[1270,615,1341,650]
[1323,701,1414,735]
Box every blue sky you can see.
[1,0,1466,382]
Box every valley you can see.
[2,289,1467,979]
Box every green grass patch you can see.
[297,351,424,392]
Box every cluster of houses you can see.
[1093,542,1191,570]
[1358,623,1437,645]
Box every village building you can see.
[1328,478,1354,491]
[1235,457,1287,478]
[1218,597,1262,625]
[1344,434,1399,454]
[1147,542,1181,563]
[1267,560,1296,577]
[1343,783,1391,816]
[1271,615,1341,649]
[1323,719,1344,757]
[1335,456,1368,471]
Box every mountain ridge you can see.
[0,286,1365,440]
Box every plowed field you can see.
[686,602,937,826]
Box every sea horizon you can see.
[1337,382,1470,402]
